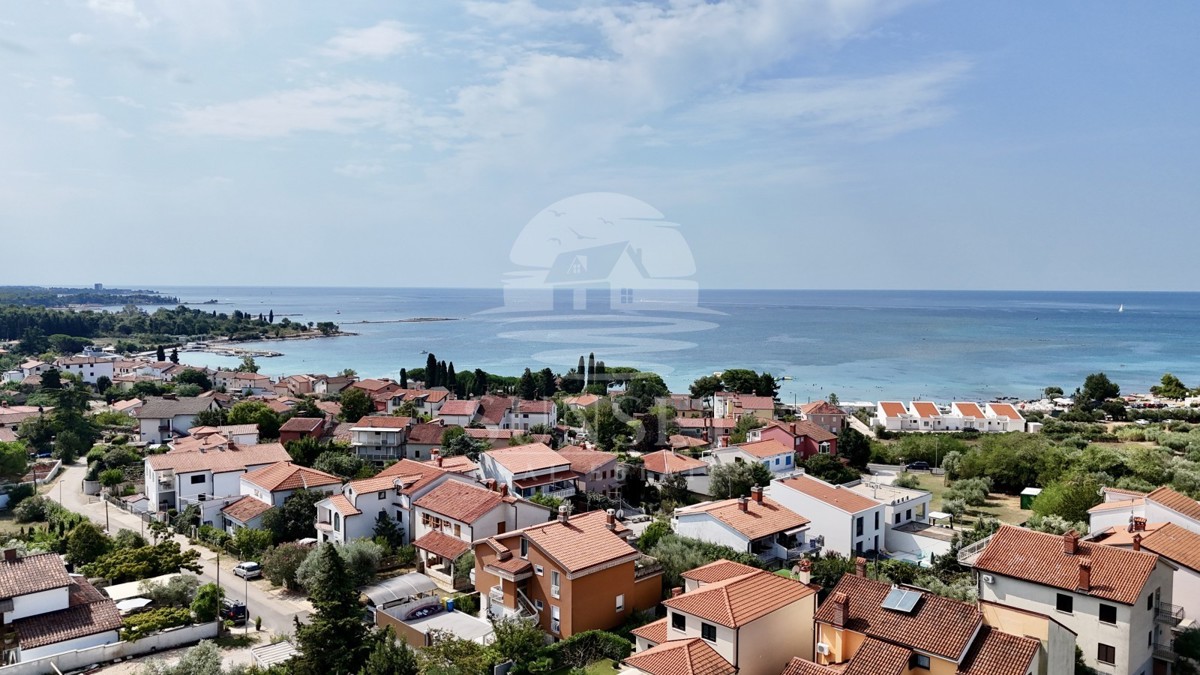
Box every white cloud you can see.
[51,76,75,89]
[334,161,385,178]
[170,81,412,138]
[68,32,93,45]
[50,113,107,131]
[107,95,145,109]
[87,0,152,29]
[319,21,419,61]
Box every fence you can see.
[0,622,219,674]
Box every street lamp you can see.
[244,573,249,635]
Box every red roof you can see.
[491,511,637,574]
[325,494,361,517]
[663,568,815,628]
[349,458,448,496]
[556,446,618,474]
[642,450,707,475]
[878,402,908,418]
[279,417,324,433]
[408,422,448,445]
[630,617,668,644]
[353,416,412,429]
[412,530,471,560]
[14,577,122,649]
[676,497,809,540]
[414,481,503,524]
[957,626,1040,675]
[241,462,341,492]
[484,442,569,474]
[1146,486,1200,521]
[953,402,986,419]
[681,560,762,584]
[623,638,734,675]
[777,475,878,513]
[987,403,1024,421]
[910,401,939,418]
[222,496,272,523]
[438,400,480,417]
[763,419,836,442]
[799,401,844,417]
[842,638,911,675]
[734,439,792,459]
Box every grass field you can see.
[909,472,1027,527]
[550,660,621,675]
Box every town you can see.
[1,341,1199,675]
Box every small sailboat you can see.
[1118,304,1124,313]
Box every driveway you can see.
[46,462,312,636]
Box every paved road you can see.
[47,462,311,636]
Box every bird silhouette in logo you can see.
[598,217,614,226]
[567,226,597,241]
[548,209,565,217]
[548,237,562,246]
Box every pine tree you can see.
[425,354,437,387]
[438,361,448,389]
[537,368,557,397]
[473,368,488,396]
[519,368,537,400]
[399,368,408,389]
[294,543,369,674]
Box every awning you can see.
[413,531,471,560]
[784,525,810,536]
[928,511,952,520]
[251,641,300,667]
[115,598,152,612]
[360,572,438,607]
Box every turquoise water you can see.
[154,287,1200,404]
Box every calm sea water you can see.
[150,287,1200,405]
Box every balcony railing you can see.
[1153,640,1176,662]
[956,535,993,567]
[1155,603,1184,625]
[489,585,505,603]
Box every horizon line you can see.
[6,284,1199,295]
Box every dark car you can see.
[905,461,931,471]
[220,599,246,626]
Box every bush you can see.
[648,534,765,589]
[5,483,35,508]
[451,592,478,615]
[13,495,50,523]
[893,473,920,489]
[262,542,310,590]
[546,630,632,670]
[121,607,193,641]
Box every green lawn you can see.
[910,472,1027,527]
[550,659,621,675]
[0,512,25,537]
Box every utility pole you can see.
[245,574,249,635]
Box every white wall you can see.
[1144,500,1200,535]
[882,527,950,564]
[3,621,217,672]
[769,481,884,557]
[673,512,750,553]
[1090,508,1143,535]
[18,629,118,663]
[663,610,737,667]
[3,588,68,623]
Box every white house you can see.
[436,400,480,427]
[843,479,949,564]
[0,550,122,664]
[213,371,273,395]
[706,439,797,476]
[143,442,291,523]
[220,463,341,534]
[2,360,50,384]
[504,399,557,431]
[52,355,116,385]
[984,402,1027,432]
[134,396,220,445]
[1144,486,1200,533]
[672,487,814,563]
[1097,522,1200,631]
[965,526,1177,675]
[769,474,886,556]
[479,443,577,499]
[189,424,260,446]
[871,401,917,432]
[350,416,413,464]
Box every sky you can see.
[1,1,1198,291]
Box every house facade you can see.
[556,446,620,497]
[770,474,886,556]
[134,396,219,444]
[747,420,837,460]
[143,442,291,522]
[708,439,798,476]
[672,487,815,563]
[479,443,578,499]
[350,416,413,464]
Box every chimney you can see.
[3,549,16,563]
[558,504,570,524]
[670,587,684,598]
[751,485,763,505]
[855,557,867,578]
[1133,533,1143,552]
[435,455,443,467]
[486,478,497,492]
[1133,517,1146,532]
[797,558,812,585]
[830,592,849,628]
[738,497,748,512]
[790,423,796,435]
[1063,530,1079,555]
[499,483,508,498]
[1078,561,1091,591]
[605,509,616,530]
[432,448,440,461]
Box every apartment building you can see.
[143,441,291,523]
[672,486,815,563]
[134,396,220,444]
[479,443,578,499]
[770,474,886,556]
[350,415,413,464]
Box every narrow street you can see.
[46,462,312,637]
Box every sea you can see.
[137,287,1200,406]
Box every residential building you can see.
[708,439,798,475]
[556,446,620,497]
[747,420,837,460]
[675,417,736,446]
[1089,488,1148,534]
[465,428,553,450]
[347,378,401,398]
[52,355,115,385]
[382,388,452,417]
[563,394,602,412]
[213,370,273,395]
[278,417,325,444]
[714,394,776,421]
[2,360,50,384]
[238,462,341,508]
[628,559,817,675]
[134,396,220,444]
[843,479,947,564]
[641,450,708,485]
[437,400,481,427]
[0,550,122,664]
[479,443,578,499]
[407,421,449,459]
[143,442,291,522]
[951,402,1008,433]
[872,401,917,432]
[411,480,549,590]
[1144,486,1200,533]
[654,394,707,418]
[350,416,413,464]
[770,474,885,556]
[424,450,478,476]
[474,509,663,637]
[873,401,1025,433]
[963,526,1176,675]
[1096,522,1200,629]
[797,400,846,435]
[188,424,260,446]
[506,399,557,431]
[984,402,1027,432]
[672,487,814,563]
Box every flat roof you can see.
[387,606,495,643]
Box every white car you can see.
[233,561,261,579]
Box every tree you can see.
[373,511,404,551]
[588,399,630,451]
[156,345,166,362]
[82,541,202,583]
[647,534,764,589]
[804,455,860,484]
[729,415,765,444]
[0,440,28,480]
[262,489,325,544]
[139,574,200,608]
[95,375,112,394]
[1150,373,1190,400]
[446,362,457,394]
[293,543,370,675]
[235,356,259,373]
[40,368,62,390]
[719,369,759,394]
[169,348,180,364]
[399,368,408,389]
[99,468,125,489]
[756,372,779,398]
[622,373,669,415]
[658,472,690,505]
[286,436,342,467]
[263,542,309,590]
[175,368,213,392]
[192,408,226,427]
[709,461,773,499]
[1032,473,1104,523]
[227,401,281,439]
[491,617,546,667]
[587,353,596,383]
[472,368,489,396]
[538,367,557,397]
[1077,372,1120,409]
[1043,386,1064,399]
[359,627,419,675]
[339,388,373,423]
[313,451,368,480]
[638,519,671,551]
[519,368,538,400]
[837,426,871,469]
[190,583,223,623]
[419,630,494,674]
[66,521,111,566]
[53,429,87,464]
[231,527,272,559]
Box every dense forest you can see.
[0,286,178,307]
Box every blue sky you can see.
[1,1,1197,290]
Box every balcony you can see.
[1153,640,1176,662]
[1155,603,1184,626]
[489,585,505,603]
[956,535,993,568]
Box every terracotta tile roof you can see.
[516,399,554,414]
[986,403,1024,420]
[557,447,618,474]
[513,470,581,489]
[814,575,981,661]
[438,400,480,417]
[733,439,792,459]
[0,552,72,599]
[415,481,503,523]
[14,577,121,649]
[1102,486,1148,499]
[478,396,515,425]
[675,417,735,430]
[169,434,231,454]
[733,396,775,411]
[408,422,448,445]
[135,396,214,419]
[677,496,809,540]
[565,394,601,407]
[147,442,291,474]
[780,658,840,675]
[623,638,735,675]
[777,475,878,513]
[1138,522,1200,573]
[878,402,908,418]
[347,459,448,496]
[242,462,341,492]
[974,525,1158,605]
[426,455,478,475]
[843,637,912,675]
[328,421,354,443]
[353,378,398,393]
[495,511,638,575]
[953,402,986,419]
[630,617,668,644]
[663,568,815,628]
[910,401,939,418]
[957,626,1039,675]
[669,435,709,450]
[764,419,837,443]
[642,450,707,475]
[1087,497,1143,513]
[799,401,844,417]
[681,560,762,584]
[326,494,361,517]
[316,401,342,417]
[486,554,533,576]
[0,427,17,443]
[1146,486,1200,521]
[221,496,272,523]
[413,530,471,560]
[353,415,412,429]
[392,388,452,403]
[279,417,324,433]
[484,443,569,474]
[1094,523,1165,546]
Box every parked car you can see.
[233,561,261,579]
[904,461,931,471]
[220,599,246,626]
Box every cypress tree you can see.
[399,368,408,389]
[268,310,274,323]
[587,352,596,383]
[446,362,457,393]
[519,368,537,400]
[425,353,437,386]
[473,368,488,396]
[156,345,165,362]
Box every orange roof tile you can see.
[953,402,985,419]
[484,443,569,474]
[677,496,809,540]
[221,496,272,523]
[780,658,840,675]
[0,552,72,598]
[956,626,1040,675]
[623,638,735,675]
[279,417,324,433]
[494,511,638,575]
[1087,497,1143,513]
[426,455,478,475]
[1146,486,1200,521]
[326,494,361,517]
[663,569,814,629]
[1102,486,1148,498]
[734,396,775,411]
[148,442,291,474]
[669,435,709,450]
[814,574,980,661]
[412,530,471,560]
[353,415,412,429]
[630,617,668,645]
[642,450,707,475]
[777,475,878,513]
[734,439,792,459]
[681,560,762,584]
[408,422,448,445]
[14,577,122,650]
[878,401,908,418]
[974,525,1158,605]
[556,447,618,474]
[242,462,341,493]
[910,401,939,418]
[1137,522,1200,573]
[438,400,481,417]
[799,401,844,417]
[763,419,837,442]
[987,403,1023,420]
[1094,523,1165,546]
[414,481,503,524]
[843,637,911,675]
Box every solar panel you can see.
[881,586,922,613]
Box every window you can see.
[621,288,634,304]
[774,458,780,465]
[333,513,341,531]
[671,612,686,631]
[1148,593,1155,611]
[535,599,543,610]
[378,491,386,500]
[874,512,879,529]
[785,455,792,465]
[616,594,625,612]
[1148,631,1153,648]
[190,475,206,484]
[550,605,561,634]
[1097,644,1115,665]
[520,538,528,559]
[895,514,901,524]
[856,517,864,536]
[701,623,716,642]
[1056,593,1073,614]
[906,509,912,520]
[1099,603,1117,624]
[551,571,561,598]
[909,654,930,670]
[534,565,544,576]
[454,524,461,537]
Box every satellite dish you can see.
[616,510,625,519]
